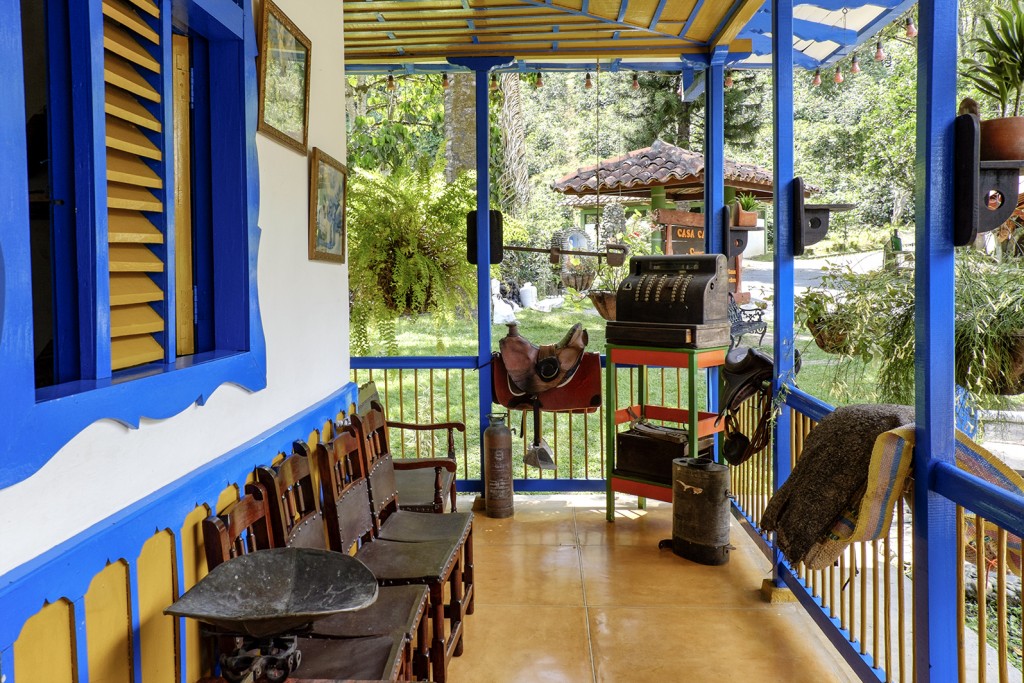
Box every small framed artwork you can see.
[258,0,311,153]
[309,148,347,263]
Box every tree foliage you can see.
[347,169,478,355]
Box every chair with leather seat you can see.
[351,411,476,618]
[254,446,431,680]
[317,427,466,683]
[201,483,407,682]
[355,382,463,514]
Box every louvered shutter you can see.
[103,0,166,371]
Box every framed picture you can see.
[258,0,311,153]
[309,148,347,263]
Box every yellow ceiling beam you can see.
[713,0,762,47]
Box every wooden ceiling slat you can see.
[346,42,709,57]
[347,15,608,31]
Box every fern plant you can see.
[347,169,478,355]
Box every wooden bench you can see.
[728,293,767,348]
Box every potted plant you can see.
[960,0,1024,160]
[733,193,760,227]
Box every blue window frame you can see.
[0,0,266,490]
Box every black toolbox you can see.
[613,428,715,485]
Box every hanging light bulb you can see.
[834,65,844,84]
[631,72,640,90]
[490,73,498,90]
[725,70,734,88]
[386,74,396,91]
[535,71,544,88]
[875,40,886,61]
[584,72,593,89]
[850,53,861,74]
[905,16,918,38]
[441,72,450,89]
[812,68,822,87]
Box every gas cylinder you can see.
[483,413,514,518]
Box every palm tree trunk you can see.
[444,73,477,183]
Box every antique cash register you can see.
[606,254,731,348]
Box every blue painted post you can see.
[771,0,795,587]
[914,0,959,677]
[704,51,727,443]
[474,67,493,483]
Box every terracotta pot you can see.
[587,290,617,321]
[733,204,758,227]
[806,317,851,355]
[980,117,1024,161]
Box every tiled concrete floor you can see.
[449,494,858,683]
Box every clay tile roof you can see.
[552,139,778,196]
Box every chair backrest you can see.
[255,449,327,551]
[351,410,401,525]
[202,482,275,571]
[316,427,376,553]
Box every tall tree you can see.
[444,74,477,182]
[496,73,530,216]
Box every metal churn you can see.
[658,457,732,565]
[483,412,514,518]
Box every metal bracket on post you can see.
[953,113,1024,247]
[792,177,854,256]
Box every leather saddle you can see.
[716,346,801,465]
[492,322,598,470]
[499,322,588,395]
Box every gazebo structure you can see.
[553,140,798,299]
[0,0,1015,682]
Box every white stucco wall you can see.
[0,0,348,576]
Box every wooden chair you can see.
[201,483,407,682]
[351,412,476,619]
[356,382,463,513]
[318,427,466,683]
[255,447,431,681]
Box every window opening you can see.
[24,0,78,389]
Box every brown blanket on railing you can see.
[761,403,915,564]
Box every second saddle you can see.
[499,322,588,395]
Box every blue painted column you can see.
[770,0,795,587]
[449,56,512,486]
[913,0,959,678]
[704,51,727,437]
[474,68,493,481]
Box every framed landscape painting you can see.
[309,148,347,263]
[258,0,311,153]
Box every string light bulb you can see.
[535,71,543,88]
[875,40,886,61]
[850,53,861,74]
[441,72,450,89]
[631,72,640,90]
[834,65,844,84]
[585,72,593,89]
[490,73,498,90]
[905,16,918,37]
[725,70,734,88]
[812,68,822,87]
[386,74,396,91]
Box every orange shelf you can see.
[609,475,673,503]
[607,345,727,370]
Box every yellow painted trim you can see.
[173,34,195,357]
[713,0,761,47]
[14,599,77,683]
[85,560,134,683]
[180,505,212,683]
[138,531,180,683]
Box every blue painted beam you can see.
[351,356,480,370]
[649,0,668,29]
[346,61,714,74]
[771,0,795,589]
[678,0,706,38]
[744,12,857,44]
[783,385,835,422]
[932,462,1024,541]
[617,0,628,23]
[511,0,704,44]
[798,0,903,10]
[913,0,959,675]
[814,0,918,66]
[746,33,820,69]
[682,68,704,101]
